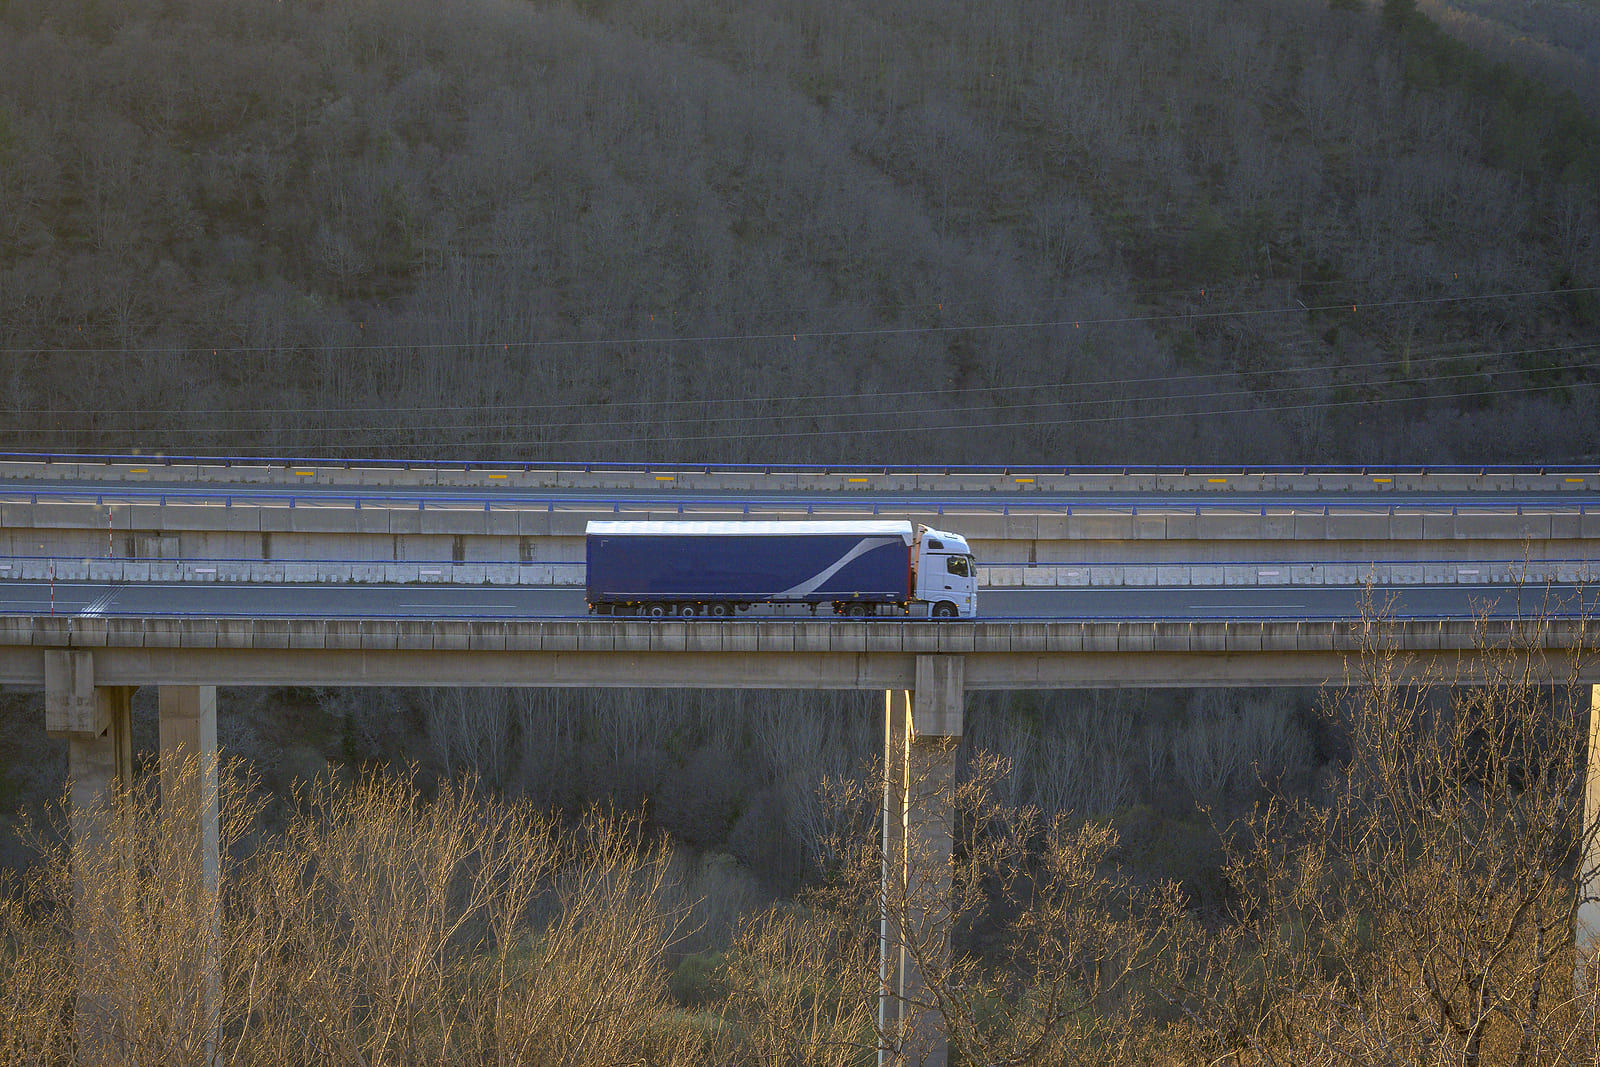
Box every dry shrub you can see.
[721,752,1185,1066]
[1171,604,1600,1065]
[8,754,258,1067]
[4,760,708,1067]
[0,889,76,1066]
[722,902,875,1067]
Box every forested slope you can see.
[1,0,1595,462]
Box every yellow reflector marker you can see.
[129,468,147,474]
[1015,478,1033,483]
[488,474,508,479]
[295,471,314,476]
[1373,477,1391,483]
[1206,478,1227,483]
[848,478,868,483]
[1566,478,1585,483]
[656,475,674,481]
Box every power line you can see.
[13,370,1594,449]
[13,358,1599,436]
[9,341,1594,421]
[3,285,1593,358]
[0,275,1534,335]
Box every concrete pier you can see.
[880,655,964,1067]
[159,685,221,1067]
[45,654,223,1065]
[45,652,133,1066]
[1580,685,1600,985]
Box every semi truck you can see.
[585,520,977,618]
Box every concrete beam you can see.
[6,640,1599,691]
[45,650,107,737]
[912,655,964,738]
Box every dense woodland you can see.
[4,0,1600,1059]
[0,0,1596,461]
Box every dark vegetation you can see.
[3,0,1600,1056]
[4,624,1597,1063]
[0,0,1596,461]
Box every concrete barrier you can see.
[3,553,1592,592]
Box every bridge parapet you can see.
[2,614,1593,689]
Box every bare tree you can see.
[1171,602,1600,1065]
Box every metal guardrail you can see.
[3,451,1598,478]
[2,487,1598,516]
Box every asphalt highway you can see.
[5,477,1600,513]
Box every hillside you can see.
[0,0,1595,463]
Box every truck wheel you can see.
[645,603,669,618]
[847,603,868,617]
[678,603,698,618]
[933,601,958,618]
[708,602,730,617]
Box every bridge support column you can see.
[1580,685,1600,984]
[45,651,134,1066]
[880,655,963,1067]
[160,685,221,1067]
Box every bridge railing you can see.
[2,485,1598,517]
[2,555,1595,589]
[1,453,1598,493]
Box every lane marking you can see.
[78,589,117,617]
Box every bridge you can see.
[4,455,1599,1066]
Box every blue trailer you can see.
[585,520,977,618]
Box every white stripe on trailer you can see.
[772,537,906,598]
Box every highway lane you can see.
[0,580,1591,621]
[4,483,1600,516]
[6,475,1600,512]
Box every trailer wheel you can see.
[708,602,730,617]
[847,603,869,617]
[933,601,958,618]
[678,603,699,618]
[645,602,669,618]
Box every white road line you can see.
[78,590,117,617]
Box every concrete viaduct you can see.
[5,457,1600,1066]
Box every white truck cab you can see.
[914,525,979,618]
